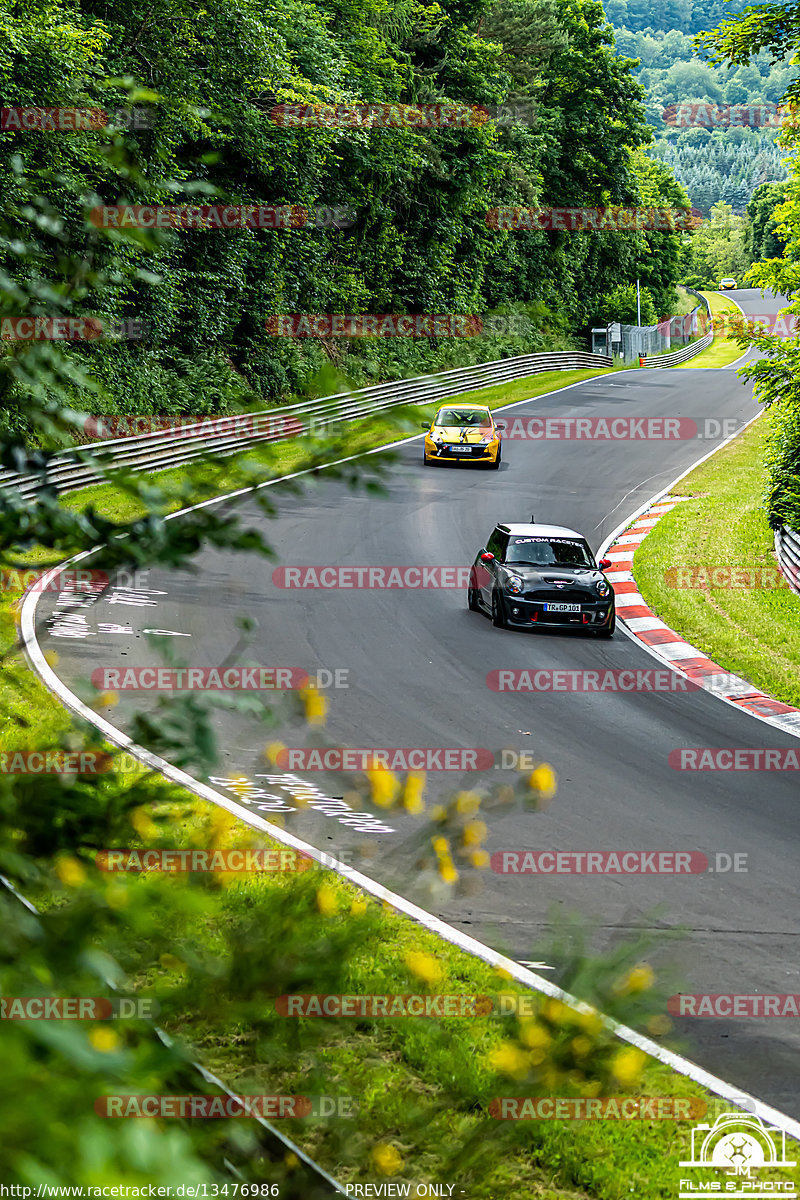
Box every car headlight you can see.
[505,574,524,595]
[596,579,610,597]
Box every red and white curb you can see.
[608,495,800,739]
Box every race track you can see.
[31,289,800,1116]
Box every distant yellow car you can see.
[421,404,504,469]
[719,278,737,290]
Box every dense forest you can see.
[608,5,796,215]
[0,0,696,424]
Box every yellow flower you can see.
[209,807,237,845]
[610,1046,647,1086]
[520,1021,551,1050]
[614,963,655,996]
[105,882,129,910]
[350,895,368,917]
[469,849,490,869]
[646,1014,672,1037]
[55,856,86,888]
[284,1152,299,1171]
[462,820,487,847]
[528,763,557,799]
[89,1027,119,1053]
[301,686,328,726]
[44,650,60,668]
[430,804,447,823]
[404,950,443,985]
[432,836,449,856]
[159,953,185,971]
[570,1035,593,1059]
[577,1009,604,1036]
[371,1144,403,1176]
[316,885,338,917]
[439,859,459,885]
[94,690,119,708]
[489,1042,531,1080]
[402,772,426,815]
[455,791,481,815]
[129,806,157,839]
[542,998,568,1024]
[367,768,399,809]
[494,966,512,981]
[264,741,285,765]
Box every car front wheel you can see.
[596,614,616,638]
[468,586,481,612]
[491,589,508,628]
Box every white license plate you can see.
[450,447,472,454]
[545,603,581,613]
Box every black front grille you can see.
[539,609,583,623]
[524,589,590,603]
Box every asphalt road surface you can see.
[33,289,800,1116]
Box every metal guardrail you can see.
[776,525,800,594]
[639,290,714,367]
[638,332,714,367]
[0,875,344,1195]
[0,351,612,501]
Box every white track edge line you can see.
[18,362,800,1140]
[597,407,800,744]
[20,585,800,1142]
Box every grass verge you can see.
[5,362,797,1195]
[673,291,748,369]
[635,413,800,708]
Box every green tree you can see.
[745,180,789,260]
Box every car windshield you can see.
[435,408,489,427]
[505,537,594,568]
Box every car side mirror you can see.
[480,552,495,562]
[420,422,430,429]
[496,421,507,431]
[599,558,612,570]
